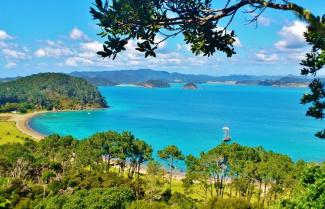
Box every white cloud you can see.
[77,41,103,59]
[4,62,17,69]
[176,44,191,52]
[34,49,46,57]
[275,21,307,50]
[80,41,102,52]
[234,37,242,47]
[248,13,271,27]
[254,51,279,62]
[0,41,9,48]
[34,44,73,58]
[69,28,88,40]
[65,56,94,67]
[257,15,271,26]
[2,49,27,59]
[0,30,12,40]
[154,35,167,48]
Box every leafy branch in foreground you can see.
[91,0,325,139]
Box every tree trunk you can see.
[258,180,262,203]
[169,159,173,188]
[43,184,46,199]
[210,178,213,197]
[107,156,111,171]
[220,175,224,197]
[263,182,267,205]
[229,184,233,197]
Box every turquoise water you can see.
[30,84,325,162]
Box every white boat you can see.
[222,126,231,142]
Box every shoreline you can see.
[0,110,187,179]
[0,108,108,141]
[0,111,48,140]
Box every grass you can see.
[0,121,29,145]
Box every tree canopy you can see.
[0,132,321,208]
[91,0,325,138]
[0,73,107,112]
[158,145,184,187]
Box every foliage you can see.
[138,80,170,88]
[184,143,298,204]
[199,197,262,209]
[144,160,167,202]
[300,24,325,138]
[278,163,325,209]
[35,187,134,209]
[127,200,178,209]
[158,145,184,186]
[0,73,107,112]
[0,133,321,209]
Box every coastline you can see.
[0,108,108,141]
[0,111,48,140]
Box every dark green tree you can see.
[158,145,184,187]
[279,163,325,209]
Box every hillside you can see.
[70,69,218,84]
[0,73,107,112]
[138,80,170,88]
[70,69,311,87]
[236,76,310,87]
[183,82,198,90]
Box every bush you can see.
[198,198,262,209]
[127,200,180,209]
[35,187,135,209]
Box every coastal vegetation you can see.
[184,83,198,90]
[0,73,107,113]
[0,131,323,208]
[138,80,170,88]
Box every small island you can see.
[137,80,170,88]
[183,82,198,90]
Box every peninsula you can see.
[0,73,108,140]
[0,73,107,113]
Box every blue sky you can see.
[0,0,324,77]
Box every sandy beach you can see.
[0,112,47,140]
[0,111,189,180]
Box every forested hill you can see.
[70,69,218,85]
[70,69,311,87]
[0,73,107,112]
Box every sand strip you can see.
[0,112,47,140]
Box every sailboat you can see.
[222,126,231,142]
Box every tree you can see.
[91,0,325,138]
[129,139,153,178]
[158,145,184,187]
[0,73,107,112]
[145,160,167,202]
[279,163,325,209]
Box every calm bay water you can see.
[30,84,325,162]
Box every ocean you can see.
[30,84,325,162]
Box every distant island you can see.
[70,69,311,88]
[138,80,170,88]
[0,73,107,113]
[183,82,198,90]
[235,76,310,87]
[0,69,313,89]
